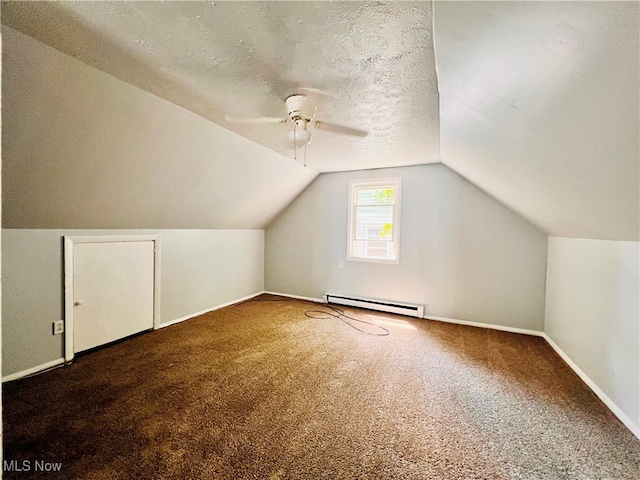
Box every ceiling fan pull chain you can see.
[293,122,298,161]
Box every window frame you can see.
[347,177,402,265]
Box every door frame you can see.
[64,235,161,362]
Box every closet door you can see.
[72,240,155,353]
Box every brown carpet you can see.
[3,294,640,479]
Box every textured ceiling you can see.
[1,0,440,173]
[2,1,638,240]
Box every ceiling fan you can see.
[225,93,368,165]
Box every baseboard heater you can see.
[324,293,424,318]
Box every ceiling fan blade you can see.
[225,115,287,124]
[313,121,368,138]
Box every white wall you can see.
[0,27,298,379]
[435,1,639,241]
[2,229,264,378]
[266,164,548,330]
[545,237,640,434]
[1,26,317,230]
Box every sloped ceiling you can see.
[434,1,639,241]
[1,0,440,173]
[2,1,638,239]
[2,26,317,229]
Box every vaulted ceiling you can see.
[2,1,638,240]
[434,1,639,240]
[1,0,440,172]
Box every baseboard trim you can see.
[424,315,545,337]
[263,291,326,304]
[424,314,638,439]
[2,358,66,383]
[541,333,640,439]
[5,297,637,439]
[2,293,267,382]
[159,291,265,329]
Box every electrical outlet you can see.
[53,320,64,335]
[338,261,344,269]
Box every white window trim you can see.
[347,177,402,265]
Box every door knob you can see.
[74,300,83,306]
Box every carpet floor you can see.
[3,294,640,479]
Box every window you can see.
[347,178,402,264]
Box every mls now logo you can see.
[4,459,63,472]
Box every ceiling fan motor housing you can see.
[286,94,315,121]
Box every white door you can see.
[73,241,155,353]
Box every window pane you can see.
[355,205,393,241]
[348,178,401,264]
[353,240,395,260]
[355,223,393,241]
[356,187,395,205]
[355,205,393,224]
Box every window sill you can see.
[347,256,400,265]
